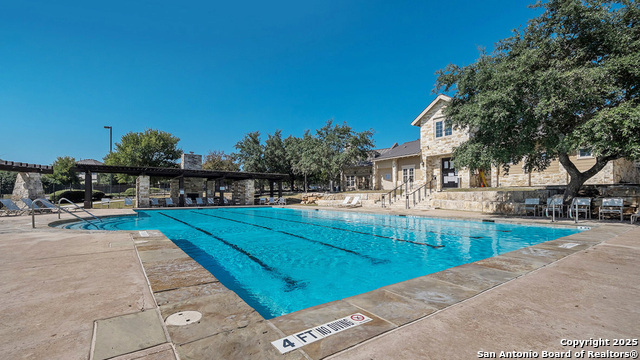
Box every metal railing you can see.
[381,181,412,208]
[30,198,101,229]
[406,182,431,209]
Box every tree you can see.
[264,130,298,189]
[315,120,375,191]
[233,131,265,173]
[435,0,640,201]
[0,171,17,195]
[202,150,240,171]
[103,129,183,183]
[287,131,322,192]
[51,156,80,188]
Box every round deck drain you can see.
[165,311,202,326]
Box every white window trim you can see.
[434,119,452,139]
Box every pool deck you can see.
[0,206,638,359]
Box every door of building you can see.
[441,158,459,188]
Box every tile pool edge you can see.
[119,217,622,359]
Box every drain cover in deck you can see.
[165,311,202,326]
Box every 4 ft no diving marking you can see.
[271,313,372,354]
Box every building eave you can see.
[410,94,452,127]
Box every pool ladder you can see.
[30,197,102,229]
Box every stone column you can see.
[392,159,398,187]
[136,175,151,208]
[11,172,45,201]
[242,180,255,205]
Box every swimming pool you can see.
[61,207,582,318]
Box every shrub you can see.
[123,188,136,196]
[50,189,105,203]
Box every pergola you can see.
[71,163,289,208]
[0,160,53,174]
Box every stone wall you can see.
[427,186,640,215]
[614,159,640,183]
[11,172,45,201]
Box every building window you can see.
[435,120,452,138]
[346,175,355,187]
[578,148,593,158]
[402,166,415,184]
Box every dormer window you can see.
[435,120,452,138]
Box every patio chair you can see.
[544,197,564,218]
[523,198,540,216]
[165,198,175,207]
[39,199,61,212]
[268,197,276,205]
[599,198,624,221]
[259,197,267,205]
[0,199,25,216]
[207,197,215,206]
[150,198,160,207]
[185,198,194,206]
[346,196,361,208]
[337,196,352,207]
[124,197,133,207]
[195,197,205,206]
[22,198,46,213]
[631,207,639,224]
[277,197,286,205]
[568,197,591,220]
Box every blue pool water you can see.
[61,207,582,318]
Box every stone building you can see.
[341,146,395,191]
[410,94,640,191]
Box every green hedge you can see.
[123,187,163,196]
[50,189,105,203]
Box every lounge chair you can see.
[39,199,60,212]
[0,199,25,216]
[338,196,352,207]
[165,198,175,207]
[22,198,46,213]
[568,197,591,220]
[599,198,624,221]
[268,197,276,205]
[259,197,267,205]
[124,198,134,207]
[346,196,361,208]
[195,197,205,206]
[544,197,564,218]
[631,207,639,224]
[277,197,286,205]
[523,198,540,216]
[150,198,160,207]
[207,197,215,206]
[101,198,111,208]
[185,198,194,206]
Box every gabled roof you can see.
[410,94,452,127]
[77,159,104,166]
[373,139,421,161]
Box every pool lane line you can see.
[158,212,305,292]
[191,211,390,265]
[215,209,444,248]
[224,208,477,241]
[262,209,508,236]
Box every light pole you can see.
[104,126,113,196]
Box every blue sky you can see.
[1,1,541,165]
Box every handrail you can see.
[30,198,100,229]
[381,181,412,208]
[406,182,430,209]
[57,197,103,223]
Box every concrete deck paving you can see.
[0,206,637,360]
